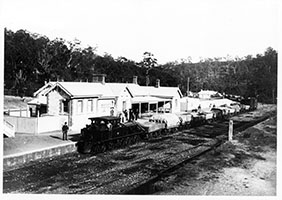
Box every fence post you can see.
[228,119,233,141]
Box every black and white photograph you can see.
[1,0,280,198]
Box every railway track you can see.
[3,109,275,194]
[68,114,273,194]
[124,114,273,194]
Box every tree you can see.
[140,52,158,86]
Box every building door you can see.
[122,101,126,111]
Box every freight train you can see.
[76,98,257,154]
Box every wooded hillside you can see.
[4,29,277,103]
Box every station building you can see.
[29,75,183,131]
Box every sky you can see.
[1,0,279,64]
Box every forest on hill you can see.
[4,28,277,103]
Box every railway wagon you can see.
[76,116,144,154]
[202,111,214,122]
[148,113,182,133]
[76,97,257,154]
[175,112,192,129]
[137,119,166,138]
[190,111,206,126]
[211,108,224,120]
[242,97,258,111]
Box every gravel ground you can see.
[154,110,277,196]
[3,103,277,196]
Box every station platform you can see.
[3,130,80,171]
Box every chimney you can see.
[156,79,160,88]
[92,74,106,85]
[133,76,138,84]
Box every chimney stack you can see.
[92,74,106,85]
[156,79,160,88]
[133,76,138,84]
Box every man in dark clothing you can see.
[62,122,69,140]
[123,109,128,121]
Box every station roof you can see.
[44,82,115,98]
[145,86,183,98]
[34,81,182,100]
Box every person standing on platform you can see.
[62,122,69,140]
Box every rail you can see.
[124,114,272,194]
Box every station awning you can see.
[131,96,171,104]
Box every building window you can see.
[63,100,69,113]
[175,99,178,108]
[77,100,83,114]
[87,99,94,113]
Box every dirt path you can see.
[155,113,277,196]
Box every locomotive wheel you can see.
[122,137,128,146]
[117,139,122,147]
[134,135,138,143]
[100,144,107,152]
[121,137,127,146]
[154,131,158,138]
[136,135,141,143]
[95,145,102,153]
[132,135,137,143]
[128,136,133,145]
[107,142,114,150]
[91,145,99,154]
[128,136,134,145]
[126,137,131,146]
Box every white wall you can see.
[70,98,98,131]
[116,88,131,113]
[97,99,115,116]
[4,115,37,134]
[37,115,68,133]
[171,97,181,113]
[70,98,116,131]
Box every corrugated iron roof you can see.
[34,81,182,99]
[44,82,114,98]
